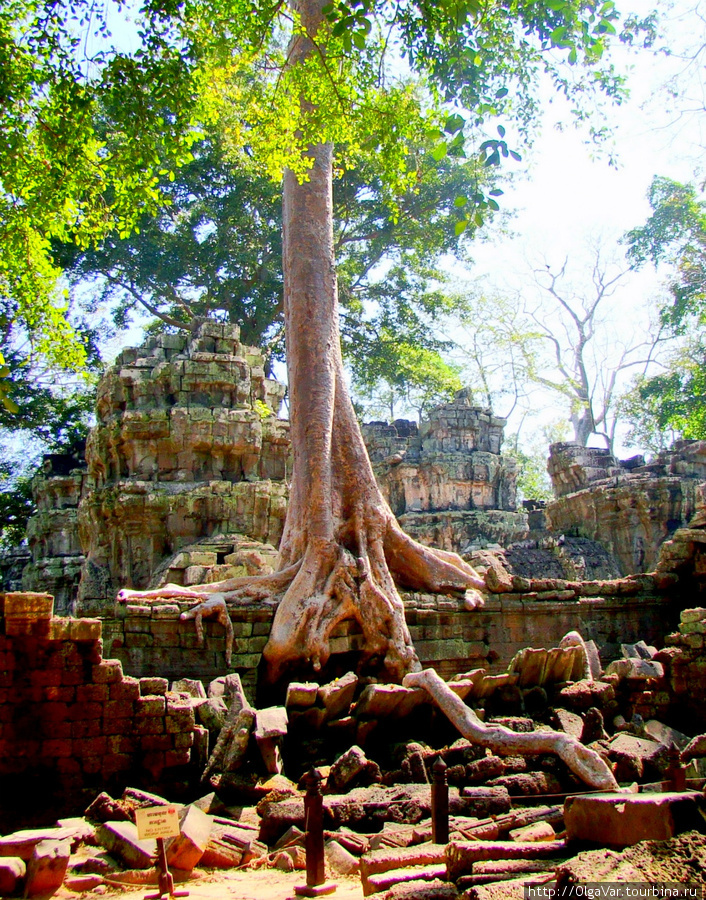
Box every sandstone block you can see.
[318,672,357,721]
[328,745,368,794]
[0,857,25,894]
[136,696,166,717]
[140,677,169,695]
[70,619,102,641]
[564,791,706,847]
[286,682,319,708]
[446,839,566,881]
[23,839,70,897]
[325,840,359,875]
[92,660,123,683]
[96,822,156,868]
[165,805,213,871]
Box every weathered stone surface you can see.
[381,877,456,900]
[96,822,156,869]
[286,682,319,708]
[508,822,555,843]
[318,672,358,721]
[363,393,526,553]
[605,658,664,681]
[446,839,567,881]
[325,840,360,875]
[0,828,81,860]
[328,746,369,794]
[682,734,706,760]
[546,440,706,575]
[0,857,25,894]
[556,680,615,712]
[198,697,229,732]
[23,839,70,898]
[66,323,290,615]
[165,805,213,872]
[564,792,706,847]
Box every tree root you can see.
[403,668,619,791]
[115,523,486,682]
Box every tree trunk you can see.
[116,0,486,685]
[260,0,484,683]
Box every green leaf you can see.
[431,144,448,162]
[489,188,504,196]
[455,219,468,235]
[495,87,509,99]
[454,195,468,207]
[497,125,505,138]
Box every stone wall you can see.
[76,321,290,614]
[545,440,706,575]
[22,451,87,615]
[0,592,197,804]
[99,573,679,690]
[362,392,527,553]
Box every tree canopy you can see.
[623,177,706,444]
[2,0,653,381]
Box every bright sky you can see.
[457,0,706,456]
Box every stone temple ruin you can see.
[3,322,706,897]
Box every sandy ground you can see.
[56,869,365,900]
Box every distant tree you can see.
[455,251,667,450]
[622,177,706,444]
[351,335,463,422]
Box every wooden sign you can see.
[135,805,181,840]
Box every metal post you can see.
[295,769,336,897]
[432,756,449,844]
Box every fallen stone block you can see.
[457,786,510,818]
[198,696,229,731]
[0,828,81,860]
[363,865,447,896]
[96,822,156,869]
[286,682,319,708]
[556,680,615,711]
[446,839,567,881]
[682,733,706,761]
[207,673,248,712]
[85,791,131,822]
[554,709,583,739]
[368,824,417,852]
[607,733,667,781]
[200,838,243,868]
[354,684,413,719]
[165,805,213,871]
[318,671,358,721]
[360,841,445,881]
[0,857,25,895]
[23,839,70,898]
[64,872,105,891]
[54,817,97,845]
[328,745,369,794]
[325,840,360,875]
[605,658,664,681]
[508,821,555,842]
[325,828,368,856]
[382,878,457,900]
[564,791,706,848]
[171,678,206,699]
[644,719,691,750]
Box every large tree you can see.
[5,0,647,682]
